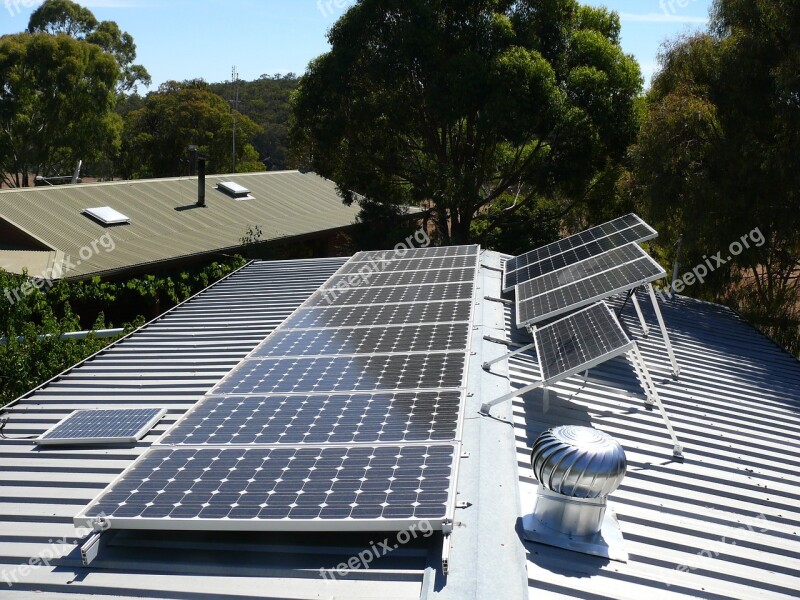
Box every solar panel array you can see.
[503,214,656,291]
[534,303,633,382]
[37,408,166,446]
[516,246,666,327]
[77,246,480,533]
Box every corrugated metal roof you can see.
[504,285,800,599]
[0,171,360,279]
[0,258,435,599]
[3,251,800,600]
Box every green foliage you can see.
[628,0,800,355]
[28,0,150,92]
[0,32,121,188]
[290,0,642,244]
[0,256,247,406]
[120,80,264,178]
[210,74,300,171]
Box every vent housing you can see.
[217,181,255,201]
[82,207,130,226]
[523,425,629,561]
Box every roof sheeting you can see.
[0,171,360,279]
[0,258,436,599]
[506,289,800,600]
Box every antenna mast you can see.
[231,66,240,174]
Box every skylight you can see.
[217,181,256,201]
[82,207,131,226]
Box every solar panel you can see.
[216,353,467,395]
[503,223,656,291]
[159,391,462,446]
[307,281,474,307]
[75,244,480,536]
[518,244,647,299]
[504,214,655,281]
[352,245,479,263]
[251,323,470,357]
[516,254,666,327]
[284,300,473,329]
[534,303,634,383]
[325,267,475,290]
[36,408,166,446]
[338,255,478,274]
[76,444,457,529]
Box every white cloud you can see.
[620,12,709,24]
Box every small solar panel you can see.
[503,223,656,291]
[251,323,470,357]
[77,444,456,529]
[217,353,466,395]
[284,300,473,329]
[160,391,462,446]
[307,281,474,307]
[516,254,666,327]
[504,214,655,278]
[534,303,633,382]
[36,408,166,446]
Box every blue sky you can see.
[1,0,712,90]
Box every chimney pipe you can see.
[188,145,198,177]
[197,157,206,207]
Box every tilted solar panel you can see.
[503,223,656,291]
[516,254,666,327]
[534,303,634,383]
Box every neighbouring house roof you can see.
[0,171,361,280]
[0,252,798,599]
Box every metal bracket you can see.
[460,450,471,459]
[483,295,513,305]
[482,342,536,371]
[80,529,110,566]
[646,283,681,378]
[480,380,544,416]
[441,533,452,575]
[455,500,471,509]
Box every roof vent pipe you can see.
[188,145,198,177]
[523,426,629,562]
[197,156,207,208]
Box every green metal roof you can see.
[0,171,360,279]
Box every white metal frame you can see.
[35,408,166,447]
[513,248,680,378]
[481,304,684,458]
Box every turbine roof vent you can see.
[531,425,627,499]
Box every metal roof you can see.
[502,286,800,599]
[1,251,799,599]
[0,171,360,279]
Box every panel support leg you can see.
[630,292,650,338]
[480,381,544,417]
[629,345,684,459]
[646,284,680,378]
[482,342,536,371]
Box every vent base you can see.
[523,487,628,562]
